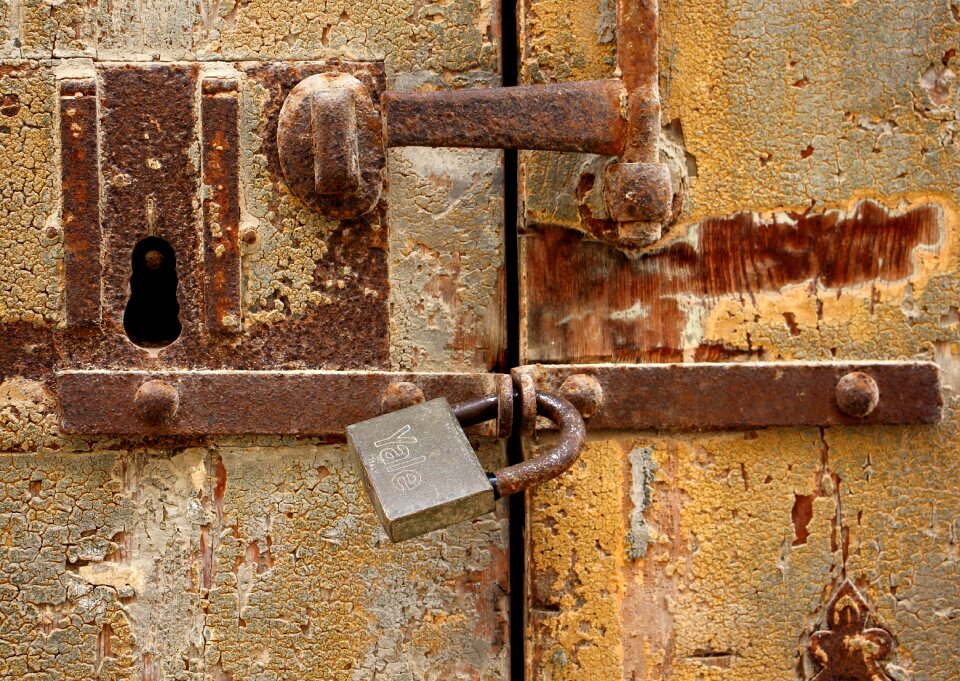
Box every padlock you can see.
[347,389,586,542]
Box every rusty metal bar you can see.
[57,371,511,437]
[201,77,242,334]
[616,0,660,163]
[58,362,941,438]
[382,80,626,155]
[59,78,101,328]
[516,362,942,430]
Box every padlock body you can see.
[347,397,495,542]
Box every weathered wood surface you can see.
[520,0,960,678]
[0,1,509,678]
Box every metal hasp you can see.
[276,0,668,249]
[277,78,671,242]
[348,391,586,542]
[58,371,513,438]
[515,361,942,430]
[57,361,941,436]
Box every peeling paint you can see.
[626,445,658,560]
[521,0,960,678]
[0,0,508,675]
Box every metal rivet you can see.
[559,373,603,419]
[240,227,258,245]
[381,381,425,413]
[835,372,879,418]
[134,379,179,423]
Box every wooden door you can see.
[520,1,960,679]
[0,3,509,679]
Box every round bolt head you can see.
[240,227,258,245]
[835,372,880,418]
[134,379,179,424]
[381,382,425,413]
[558,373,603,419]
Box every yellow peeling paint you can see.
[659,0,960,221]
[530,422,960,678]
[0,64,59,325]
[520,0,616,84]
[522,0,960,678]
[528,439,625,680]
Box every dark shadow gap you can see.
[499,0,524,676]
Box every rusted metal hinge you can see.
[57,361,942,437]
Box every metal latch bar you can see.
[515,361,942,430]
[57,361,942,437]
[382,80,627,155]
[57,370,511,437]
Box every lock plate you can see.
[58,61,390,370]
[347,398,495,542]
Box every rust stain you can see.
[791,493,815,546]
[201,77,243,334]
[60,78,101,328]
[0,93,20,117]
[523,198,943,362]
[0,322,57,383]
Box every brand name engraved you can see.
[375,425,424,492]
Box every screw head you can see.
[835,372,880,418]
[381,382,425,413]
[134,379,179,424]
[558,373,604,419]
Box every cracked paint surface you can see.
[0,444,508,680]
[0,0,507,677]
[522,0,960,679]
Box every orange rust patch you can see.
[791,493,815,546]
[523,199,943,362]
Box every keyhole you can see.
[123,237,182,348]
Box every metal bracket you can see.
[58,370,512,438]
[57,361,942,437]
[516,361,942,430]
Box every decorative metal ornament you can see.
[809,579,895,681]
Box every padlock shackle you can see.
[450,390,586,498]
[452,393,500,428]
[491,391,586,497]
